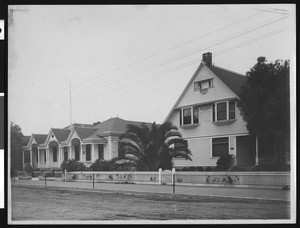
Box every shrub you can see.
[216,154,234,171]
[60,159,87,172]
[90,159,110,171]
[24,163,33,176]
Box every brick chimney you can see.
[202,52,212,66]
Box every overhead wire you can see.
[26,10,288,110]
[27,8,268,105]
[55,26,289,108]
[59,15,288,102]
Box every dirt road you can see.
[11,185,290,221]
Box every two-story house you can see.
[165,52,258,170]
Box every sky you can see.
[7,4,295,136]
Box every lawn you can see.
[11,185,290,221]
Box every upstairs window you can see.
[194,79,213,91]
[212,101,236,122]
[180,107,199,126]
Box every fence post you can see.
[172,168,175,194]
[93,173,95,189]
[44,173,47,187]
[158,168,162,185]
[64,169,67,182]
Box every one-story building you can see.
[22,117,152,170]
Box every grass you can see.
[11,185,290,221]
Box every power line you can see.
[23,9,273,108]
[58,26,288,107]
[70,9,267,88]
[68,15,288,98]
[26,12,287,108]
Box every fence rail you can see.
[64,170,290,188]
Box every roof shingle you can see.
[52,129,71,142]
[206,64,246,97]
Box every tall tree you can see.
[116,122,192,171]
[238,57,290,166]
[11,122,25,171]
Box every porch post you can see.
[255,136,259,166]
[69,145,72,160]
[37,149,40,168]
[58,147,62,166]
[29,148,33,167]
[22,150,25,170]
[80,145,84,162]
[46,148,50,168]
[91,143,95,162]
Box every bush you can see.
[60,159,87,172]
[24,163,33,176]
[216,154,234,171]
[90,159,110,171]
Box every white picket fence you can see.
[64,169,290,188]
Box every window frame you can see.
[212,100,236,122]
[194,79,213,91]
[52,147,58,162]
[64,147,68,161]
[180,106,199,126]
[86,144,91,161]
[211,137,229,158]
[98,144,104,160]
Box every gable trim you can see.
[163,62,204,123]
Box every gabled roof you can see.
[87,117,153,138]
[73,127,97,140]
[32,134,48,145]
[164,61,247,123]
[51,128,71,142]
[206,65,246,97]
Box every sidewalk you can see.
[11,179,290,202]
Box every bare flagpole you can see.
[70,81,72,126]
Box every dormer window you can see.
[194,79,213,91]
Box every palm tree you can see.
[116,122,192,171]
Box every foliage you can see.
[60,159,87,171]
[24,163,33,176]
[10,122,25,171]
[237,57,290,165]
[90,159,110,171]
[216,154,234,171]
[115,122,192,171]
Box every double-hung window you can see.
[64,147,68,161]
[86,144,91,161]
[212,100,236,122]
[180,107,199,126]
[212,137,229,157]
[53,147,57,162]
